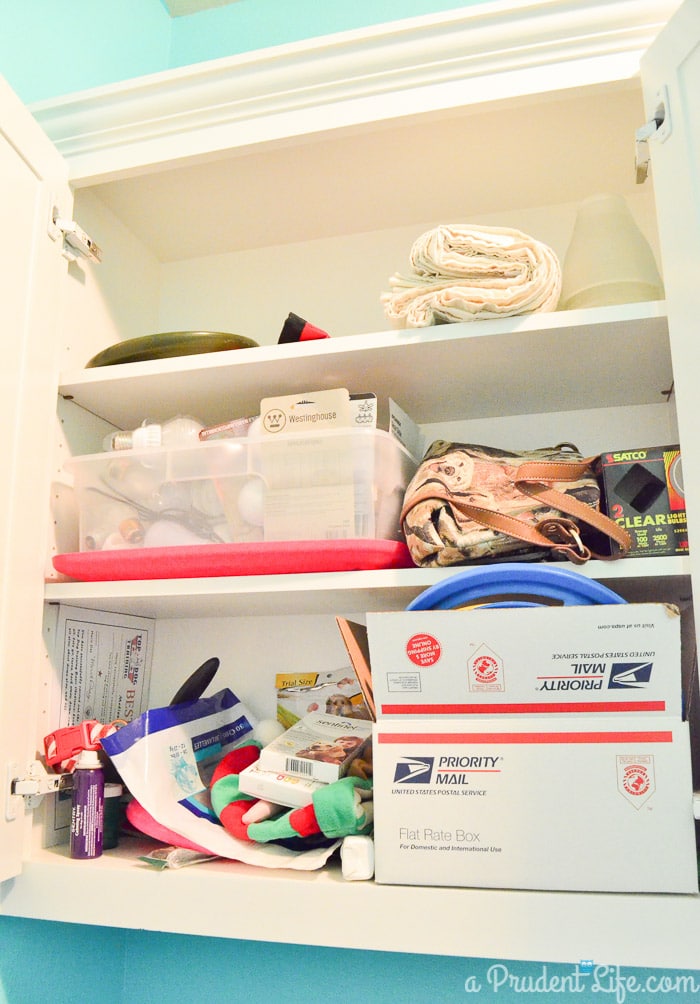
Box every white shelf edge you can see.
[44,556,692,619]
[58,301,669,389]
[4,841,699,969]
[57,301,671,430]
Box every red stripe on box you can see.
[380,701,666,715]
[377,731,674,745]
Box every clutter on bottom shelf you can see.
[44,562,697,892]
[43,645,376,878]
[98,689,343,870]
[138,846,219,870]
[210,742,373,845]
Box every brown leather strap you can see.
[401,458,631,563]
[515,458,631,557]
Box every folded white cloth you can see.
[382,223,561,327]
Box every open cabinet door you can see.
[0,76,72,883]
[641,0,700,612]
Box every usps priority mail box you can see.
[366,603,682,719]
[372,716,697,892]
[367,604,697,893]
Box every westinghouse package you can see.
[367,604,698,893]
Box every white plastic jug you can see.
[559,193,664,310]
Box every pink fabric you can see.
[125,799,213,854]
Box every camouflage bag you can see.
[401,441,631,567]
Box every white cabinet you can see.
[0,75,73,883]
[1,0,699,968]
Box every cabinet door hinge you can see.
[635,86,672,184]
[48,204,103,264]
[5,760,73,819]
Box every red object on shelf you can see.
[52,539,415,582]
[44,720,102,767]
[278,312,330,343]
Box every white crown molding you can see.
[30,0,682,185]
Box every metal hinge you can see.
[635,86,672,184]
[5,760,73,819]
[48,204,103,264]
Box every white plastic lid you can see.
[76,749,102,769]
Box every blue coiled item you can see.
[406,562,627,610]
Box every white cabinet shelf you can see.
[58,301,671,432]
[7,839,700,969]
[44,557,692,619]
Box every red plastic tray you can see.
[52,539,415,581]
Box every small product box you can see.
[276,667,372,730]
[257,712,373,784]
[64,428,416,553]
[366,604,698,893]
[599,445,688,557]
[238,761,325,809]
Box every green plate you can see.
[85,331,259,368]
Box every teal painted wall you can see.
[0,0,171,103]
[168,0,481,68]
[3,916,700,1004]
[1,2,699,1000]
[1,0,483,104]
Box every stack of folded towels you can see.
[381,223,561,327]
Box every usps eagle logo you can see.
[617,754,655,808]
[468,643,505,692]
[393,757,434,784]
[608,662,653,689]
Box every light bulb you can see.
[161,415,205,447]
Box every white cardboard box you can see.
[257,712,373,784]
[238,761,324,808]
[372,715,697,892]
[367,603,683,719]
[366,604,698,893]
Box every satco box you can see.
[599,445,688,557]
[372,716,697,893]
[367,604,683,720]
[366,604,698,893]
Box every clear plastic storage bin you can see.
[65,428,418,552]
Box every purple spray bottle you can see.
[70,748,104,859]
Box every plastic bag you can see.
[101,689,339,870]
